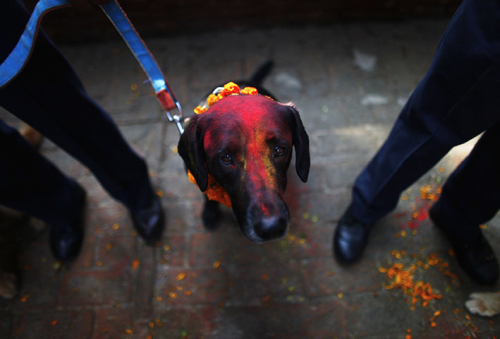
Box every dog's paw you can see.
[0,271,17,299]
[465,292,500,317]
[202,200,221,231]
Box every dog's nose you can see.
[254,215,288,240]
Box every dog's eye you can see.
[274,146,285,156]
[220,154,233,165]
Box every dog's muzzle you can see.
[242,199,290,243]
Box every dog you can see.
[465,292,500,317]
[178,61,310,243]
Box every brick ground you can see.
[1,19,500,339]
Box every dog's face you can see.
[178,95,310,243]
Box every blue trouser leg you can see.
[351,0,500,230]
[436,123,500,238]
[0,121,83,228]
[0,0,155,226]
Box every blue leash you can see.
[0,0,184,134]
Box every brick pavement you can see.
[1,20,500,338]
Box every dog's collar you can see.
[194,82,259,115]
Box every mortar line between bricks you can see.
[87,309,96,339]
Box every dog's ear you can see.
[286,104,310,183]
[178,115,209,192]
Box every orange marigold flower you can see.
[207,94,219,106]
[187,170,231,207]
[187,171,196,184]
[205,175,232,207]
[221,82,240,97]
[379,261,442,307]
[241,87,258,95]
[194,106,207,114]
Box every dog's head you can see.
[178,95,310,243]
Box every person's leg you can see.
[428,123,500,285]
[335,0,500,264]
[434,123,500,240]
[0,120,86,261]
[0,0,164,243]
[353,0,500,226]
[0,121,83,228]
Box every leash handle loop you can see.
[0,0,71,88]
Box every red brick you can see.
[95,236,137,270]
[158,234,186,267]
[58,270,133,306]
[184,305,267,339]
[154,267,230,306]
[227,263,305,304]
[129,309,190,339]
[92,308,134,339]
[133,245,157,317]
[162,201,201,234]
[85,204,132,237]
[300,258,380,298]
[189,232,290,268]
[12,310,93,339]
[71,235,96,269]
[182,302,346,339]
[9,241,61,311]
[263,301,346,338]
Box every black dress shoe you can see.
[130,194,164,245]
[334,206,372,265]
[50,186,86,262]
[429,204,499,285]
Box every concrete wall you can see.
[24,0,461,42]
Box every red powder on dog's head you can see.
[188,84,293,207]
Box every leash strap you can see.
[100,1,184,133]
[0,0,71,89]
[0,0,184,134]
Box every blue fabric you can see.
[0,0,70,88]
[0,0,154,228]
[1,0,178,111]
[351,0,500,240]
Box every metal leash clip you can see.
[166,101,184,135]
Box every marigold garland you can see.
[187,82,261,207]
[193,82,259,115]
[187,170,232,208]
